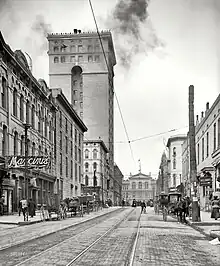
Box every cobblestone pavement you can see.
[0,207,120,250]
[133,207,220,266]
[3,208,133,266]
[0,208,127,266]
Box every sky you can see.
[0,0,219,179]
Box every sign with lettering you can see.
[7,156,50,169]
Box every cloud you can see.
[104,0,165,68]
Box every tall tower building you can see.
[47,29,116,183]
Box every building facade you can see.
[0,32,57,213]
[156,151,169,196]
[113,163,123,206]
[181,134,191,197]
[51,88,87,200]
[195,99,220,210]
[82,139,109,204]
[47,30,116,195]
[166,135,187,190]
[122,172,156,205]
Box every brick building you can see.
[194,99,220,209]
[113,163,123,205]
[47,30,116,199]
[0,32,57,213]
[156,151,169,196]
[51,88,87,200]
[82,139,108,203]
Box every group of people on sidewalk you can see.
[18,198,36,221]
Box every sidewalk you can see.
[186,210,220,240]
[0,206,123,250]
[0,207,118,226]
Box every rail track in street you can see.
[0,208,129,265]
[1,207,141,266]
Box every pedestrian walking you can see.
[0,196,4,216]
[18,199,22,216]
[141,201,146,214]
[211,196,220,220]
[20,197,28,221]
[28,198,36,218]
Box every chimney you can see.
[196,115,199,125]
[78,29,81,33]
[206,102,209,110]
[73,29,78,34]
[201,111,204,120]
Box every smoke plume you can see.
[30,14,52,53]
[106,0,164,68]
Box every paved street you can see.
[0,207,219,266]
[133,207,220,266]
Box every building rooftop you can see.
[166,134,187,147]
[83,139,108,153]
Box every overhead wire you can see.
[88,0,136,167]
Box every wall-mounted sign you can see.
[7,156,50,169]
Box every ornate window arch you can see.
[85,149,89,159]
[93,149,98,159]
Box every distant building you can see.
[51,88,87,200]
[122,172,156,205]
[47,30,116,198]
[166,135,187,191]
[82,139,109,203]
[113,163,123,206]
[156,152,169,196]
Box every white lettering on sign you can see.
[7,156,50,169]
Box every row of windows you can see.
[197,119,220,164]
[1,127,52,172]
[53,44,100,53]
[85,149,98,159]
[59,111,82,146]
[59,153,81,182]
[53,55,100,64]
[131,182,149,189]
[85,162,97,171]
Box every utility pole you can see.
[188,85,200,222]
[24,124,31,200]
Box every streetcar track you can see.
[11,208,135,266]
[126,212,141,266]
[66,208,136,266]
[0,208,123,252]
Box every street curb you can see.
[0,207,126,251]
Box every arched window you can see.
[85,162,89,171]
[61,56,65,63]
[13,88,17,117]
[132,182,136,189]
[173,159,176,169]
[32,142,35,156]
[85,175,89,186]
[145,182,148,189]
[31,105,35,128]
[20,95,24,121]
[93,162,97,170]
[173,147,176,157]
[85,149,89,159]
[138,182,142,189]
[54,57,59,63]
[13,132,18,155]
[93,149,97,159]
[20,135,24,156]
